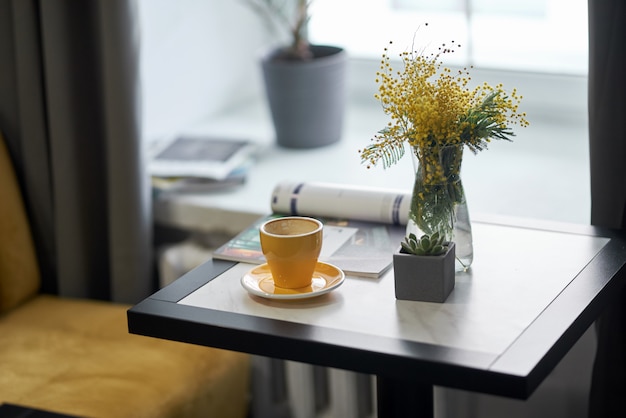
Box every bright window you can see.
[309,0,587,75]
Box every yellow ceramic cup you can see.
[259,216,323,289]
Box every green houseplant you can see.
[243,0,347,148]
[243,0,312,60]
[393,232,456,303]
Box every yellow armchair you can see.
[0,133,250,417]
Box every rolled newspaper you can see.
[270,181,411,225]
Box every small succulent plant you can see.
[401,232,449,256]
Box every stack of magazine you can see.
[213,181,412,278]
[149,135,257,196]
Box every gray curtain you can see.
[0,0,153,303]
[587,0,626,416]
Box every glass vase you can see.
[407,144,473,271]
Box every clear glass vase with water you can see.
[406,144,474,271]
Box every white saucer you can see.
[241,262,345,300]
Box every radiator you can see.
[250,357,376,418]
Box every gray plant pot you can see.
[261,45,347,149]
[393,242,456,303]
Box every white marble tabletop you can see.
[179,221,609,357]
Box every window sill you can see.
[153,61,590,235]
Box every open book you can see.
[212,181,411,278]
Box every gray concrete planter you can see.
[393,242,456,303]
[261,45,347,149]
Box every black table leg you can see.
[376,376,434,418]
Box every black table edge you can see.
[128,218,626,399]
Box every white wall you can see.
[137,0,273,142]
